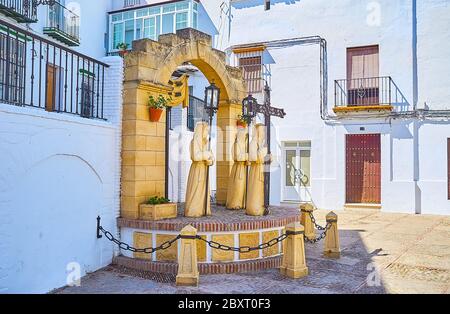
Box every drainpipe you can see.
[227,35,329,119]
[412,0,421,214]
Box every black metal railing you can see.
[43,1,80,46]
[0,0,38,23]
[187,94,205,131]
[0,19,109,119]
[123,0,140,8]
[335,76,392,108]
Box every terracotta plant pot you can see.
[149,107,164,122]
[237,120,247,128]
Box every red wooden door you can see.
[346,134,381,204]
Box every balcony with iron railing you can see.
[0,0,38,22]
[334,76,394,114]
[43,1,79,46]
[123,0,141,8]
[0,19,109,120]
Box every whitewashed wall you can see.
[0,57,123,293]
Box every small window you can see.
[162,13,174,34]
[136,8,148,17]
[143,17,156,40]
[80,72,95,118]
[0,34,26,105]
[149,6,160,15]
[239,56,263,94]
[176,12,188,30]
[123,11,134,20]
[176,2,189,10]
[112,22,124,49]
[163,3,176,13]
[111,13,122,22]
[124,19,134,46]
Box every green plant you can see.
[116,42,129,51]
[146,196,171,205]
[148,94,172,109]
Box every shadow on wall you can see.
[390,80,411,112]
[1,154,103,293]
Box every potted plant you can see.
[236,115,248,128]
[139,196,178,221]
[148,94,171,122]
[116,42,129,57]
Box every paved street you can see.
[55,209,450,294]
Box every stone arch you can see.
[121,28,248,219]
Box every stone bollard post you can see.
[176,225,199,286]
[300,203,315,239]
[323,211,340,258]
[280,222,308,279]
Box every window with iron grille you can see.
[239,56,263,94]
[187,86,206,131]
[0,32,26,105]
[80,73,95,118]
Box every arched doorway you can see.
[121,28,247,219]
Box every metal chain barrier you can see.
[308,210,326,230]
[304,221,332,244]
[196,233,288,253]
[98,225,180,254]
[97,215,329,254]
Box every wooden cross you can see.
[254,83,286,210]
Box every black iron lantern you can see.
[204,82,220,116]
[242,94,257,124]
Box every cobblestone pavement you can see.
[55,208,450,294]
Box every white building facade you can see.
[0,0,214,293]
[200,0,450,216]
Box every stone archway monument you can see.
[121,28,247,219]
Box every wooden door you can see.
[45,63,56,112]
[346,134,381,204]
[347,45,379,106]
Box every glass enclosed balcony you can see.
[43,1,80,46]
[108,0,199,54]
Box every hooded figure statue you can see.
[185,121,214,217]
[226,127,248,210]
[246,124,268,216]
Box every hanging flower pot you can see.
[147,94,172,122]
[149,107,164,122]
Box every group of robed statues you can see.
[184,121,270,218]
